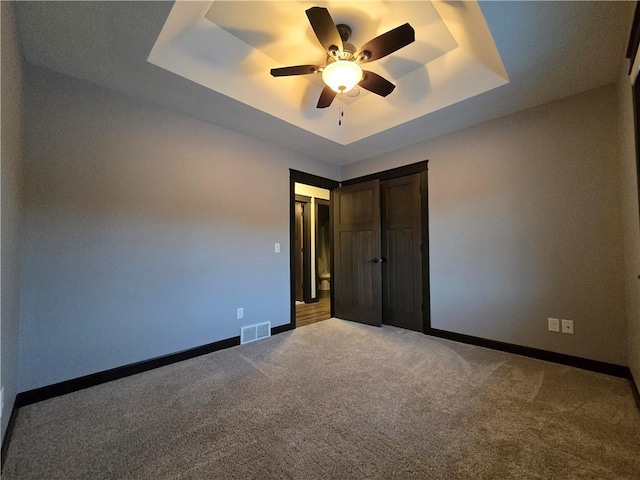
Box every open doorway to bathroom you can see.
[289,170,339,329]
[294,183,332,327]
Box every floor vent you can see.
[240,322,271,345]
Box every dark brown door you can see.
[333,180,382,326]
[295,202,304,302]
[381,174,423,331]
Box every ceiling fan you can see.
[270,7,415,108]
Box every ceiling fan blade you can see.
[356,23,415,63]
[306,7,343,55]
[317,86,337,108]
[270,65,321,77]
[359,71,396,97]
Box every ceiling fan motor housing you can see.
[328,42,357,62]
[327,24,357,61]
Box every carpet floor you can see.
[3,319,639,479]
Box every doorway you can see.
[295,187,330,326]
[289,170,339,328]
[288,164,429,332]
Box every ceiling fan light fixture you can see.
[322,60,363,94]
[272,7,414,108]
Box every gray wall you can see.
[18,66,339,392]
[617,67,640,381]
[1,1,24,439]
[343,85,626,365]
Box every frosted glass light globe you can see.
[322,60,363,94]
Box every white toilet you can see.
[318,257,331,291]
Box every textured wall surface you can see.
[18,66,339,391]
[343,85,626,365]
[1,1,24,440]
[617,66,640,381]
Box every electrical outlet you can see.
[274,243,280,253]
[237,308,244,320]
[548,317,560,332]
[561,319,574,334]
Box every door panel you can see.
[337,231,353,308]
[334,180,382,326]
[357,230,374,308]
[381,174,423,331]
[339,189,374,224]
[386,228,416,309]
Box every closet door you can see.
[333,180,382,326]
[381,174,423,331]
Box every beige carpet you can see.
[3,319,639,479]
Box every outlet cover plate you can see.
[548,317,560,332]
[561,319,574,334]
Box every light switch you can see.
[274,243,280,253]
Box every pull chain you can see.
[338,94,345,126]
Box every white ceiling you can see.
[15,1,634,166]
[149,1,507,145]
